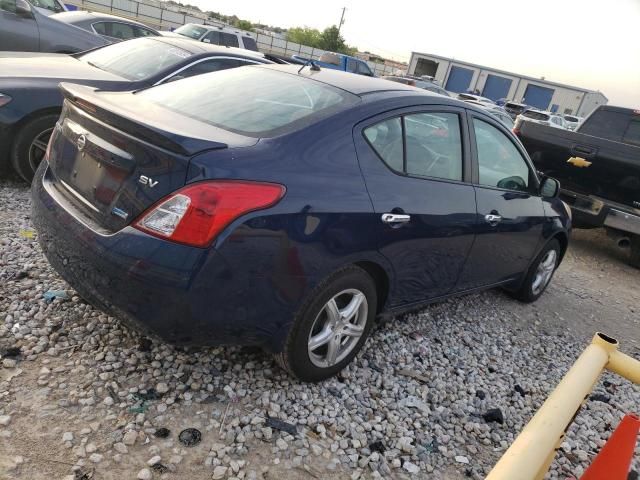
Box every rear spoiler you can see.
[59,83,239,156]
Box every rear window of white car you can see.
[139,67,360,137]
[522,110,550,121]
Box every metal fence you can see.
[66,0,401,76]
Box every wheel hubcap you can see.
[307,289,368,368]
[28,127,53,174]
[531,249,557,295]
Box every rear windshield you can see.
[505,102,526,112]
[174,24,207,39]
[138,67,359,137]
[522,110,550,121]
[80,38,192,81]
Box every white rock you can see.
[455,455,470,464]
[0,415,11,426]
[114,442,128,454]
[403,461,420,474]
[89,453,103,463]
[137,468,152,480]
[155,383,169,394]
[62,431,73,442]
[147,455,161,466]
[123,430,137,446]
[212,466,228,479]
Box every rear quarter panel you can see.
[185,111,395,348]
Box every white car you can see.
[563,114,583,131]
[161,23,258,52]
[514,110,567,130]
[457,93,495,105]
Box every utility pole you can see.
[337,7,346,34]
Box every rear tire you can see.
[274,266,377,382]
[11,113,59,183]
[630,235,640,269]
[509,239,561,303]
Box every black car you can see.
[0,36,273,181]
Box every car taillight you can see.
[134,180,285,248]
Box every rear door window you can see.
[356,61,373,76]
[363,118,403,172]
[346,59,358,73]
[364,112,464,182]
[106,22,136,40]
[473,118,532,192]
[221,32,239,48]
[242,37,258,51]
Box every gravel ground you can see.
[1,178,639,480]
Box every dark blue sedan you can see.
[31,65,571,381]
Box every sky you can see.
[189,0,640,107]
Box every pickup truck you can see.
[291,52,374,77]
[515,105,640,267]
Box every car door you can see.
[456,112,545,289]
[0,0,39,51]
[354,106,477,306]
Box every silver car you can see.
[51,11,159,43]
[0,0,109,53]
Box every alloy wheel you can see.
[531,249,557,295]
[307,289,368,368]
[28,127,53,175]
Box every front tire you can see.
[11,113,59,183]
[510,239,561,303]
[274,266,377,382]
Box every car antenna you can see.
[298,59,320,74]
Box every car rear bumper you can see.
[561,188,640,234]
[31,162,304,350]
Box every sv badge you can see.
[138,175,159,188]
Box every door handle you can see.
[571,144,597,159]
[485,213,502,226]
[381,213,411,224]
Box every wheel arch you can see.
[354,260,390,314]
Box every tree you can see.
[318,26,357,55]
[286,27,322,47]
[235,19,253,32]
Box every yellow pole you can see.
[486,333,619,480]
[607,350,640,384]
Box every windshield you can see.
[139,67,359,137]
[80,38,192,81]
[173,24,207,39]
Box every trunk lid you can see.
[46,83,256,233]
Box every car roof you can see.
[52,10,151,28]
[258,65,421,95]
[145,36,268,60]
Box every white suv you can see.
[514,110,567,130]
[162,24,258,51]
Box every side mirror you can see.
[15,0,33,17]
[540,176,560,199]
